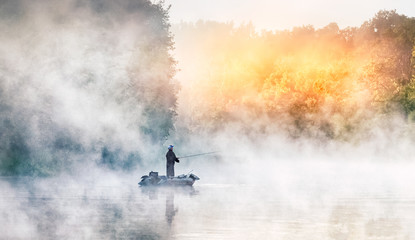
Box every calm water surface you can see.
[1,169,414,239]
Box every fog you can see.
[0,0,179,176]
[1,1,415,239]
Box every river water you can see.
[1,161,414,239]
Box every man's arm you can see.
[173,152,180,163]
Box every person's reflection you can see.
[141,186,197,226]
[165,190,178,225]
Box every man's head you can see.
[168,145,174,150]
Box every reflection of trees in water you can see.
[328,204,364,239]
[6,180,172,239]
[9,180,413,239]
[328,202,406,240]
[26,196,63,240]
[365,218,403,239]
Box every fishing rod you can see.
[177,151,220,159]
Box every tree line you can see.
[173,10,415,140]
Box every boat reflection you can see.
[140,186,198,226]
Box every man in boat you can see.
[166,145,179,178]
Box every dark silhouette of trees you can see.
[0,0,177,175]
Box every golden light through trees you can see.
[174,10,415,140]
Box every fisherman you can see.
[166,145,179,178]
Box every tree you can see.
[359,10,415,110]
[0,0,178,175]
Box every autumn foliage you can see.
[174,10,415,139]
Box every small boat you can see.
[138,171,200,187]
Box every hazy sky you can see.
[164,0,415,30]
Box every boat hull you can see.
[138,172,200,187]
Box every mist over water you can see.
[1,159,415,239]
[1,0,415,239]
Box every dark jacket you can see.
[166,149,179,177]
[166,150,178,165]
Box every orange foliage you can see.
[174,13,415,138]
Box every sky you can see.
[163,0,415,30]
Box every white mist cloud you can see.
[0,0,179,175]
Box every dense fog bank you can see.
[0,0,177,176]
